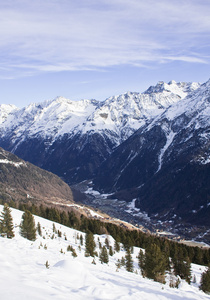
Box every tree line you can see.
[1,199,210,267]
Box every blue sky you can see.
[0,0,210,107]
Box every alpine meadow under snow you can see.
[0,205,209,300]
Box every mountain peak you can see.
[143,80,200,98]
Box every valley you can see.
[0,79,209,246]
[72,181,210,246]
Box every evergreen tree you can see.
[123,236,133,251]
[37,222,42,236]
[138,249,145,276]
[20,210,36,241]
[114,240,120,252]
[48,207,61,223]
[45,261,50,269]
[120,256,125,267]
[99,246,109,264]
[200,267,210,294]
[162,240,171,271]
[85,231,96,257]
[194,247,203,265]
[0,203,15,238]
[60,211,69,226]
[105,237,110,248]
[80,234,83,246]
[125,248,134,272]
[172,248,191,284]
[109,246,114,256]
[52,223,57,234]
[144,243,167,283]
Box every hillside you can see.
[0,147,74,206]
[0,205,209,300]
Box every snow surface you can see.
[0,104,18,124]
[0,205,209,300]
[125,199,150,221]
[156,130,176,173]
[0,159,26,168]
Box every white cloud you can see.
[0,0,210,78]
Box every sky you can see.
[0,0,210,108]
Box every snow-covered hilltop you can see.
[0,205,209,300]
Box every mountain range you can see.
[0,79,209,229]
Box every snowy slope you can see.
[147,78,210,169]
[0,205,209,300]
[0,104,18,124]
[0,97,99,141]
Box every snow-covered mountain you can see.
[0,205,209,300]
[0,80,201,184]
[0,103,18,123]
[0,81,200,143]
[93,79,210,227]
[0,79,209,231]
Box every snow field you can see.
[0,205,209,300]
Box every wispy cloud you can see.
[0,0,210,79]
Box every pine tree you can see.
[123,236,133,251]
[37,222,42,236]
[109,246,114,256]
[85,231,96,257]
[125,248,134,272]
[80,234,83,246]
[114,240,120,252]
[20,210,36,241]
[0,203,15,238]
[138,249,145,276]
[52,223,57,233]
[105,237,110,248]
[200,267,210,294]
[144,243,167,283]
[120,256,125,267]
[45,261,50,269]
[99,246,109,264]
[172,248,191,284]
